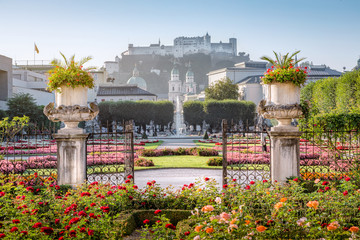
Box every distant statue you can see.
[257,115,267,152]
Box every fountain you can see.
[175,96,185,138]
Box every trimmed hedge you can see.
[117,210,191,236]
[138,147,218,157]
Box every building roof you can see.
[236,75,263,84]
[97,85,156,96]
[307,65,342,77]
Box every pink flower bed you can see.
[0,151,140,174]
[87,145,144,152]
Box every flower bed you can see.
[0,174,359,239]
[138,148,218,157]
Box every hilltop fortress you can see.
[122,33,237,58]
[99,33,249,97]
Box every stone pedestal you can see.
[269,130,302,183]
[54,133,89,188]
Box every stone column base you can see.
[54,133,89,188]
[269,130,302,183]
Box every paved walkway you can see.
[134,168,222,189]
[156,138,197,149]
[134,138,222,188]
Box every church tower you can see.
[168,64,183,104]
[184,62,197,94]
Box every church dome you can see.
[186,69,194,78]
[171,67,179,75]
[127,65,147,90]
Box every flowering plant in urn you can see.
[43,53,99,134]
[47,52,95,92]
[260,50,307,86]
[258,51,307,130]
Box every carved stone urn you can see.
[258,82,303,131]
[44,85,99,134]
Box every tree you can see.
[0,110,7,120]
[153,101,174,132]
[204,100,256,132]
[6,93,51,127]
[183,101,205,131]
[205,77,239,100]
[98,101,115,131]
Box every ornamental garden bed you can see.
[0,173,360,239]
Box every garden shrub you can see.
[203,131,209,139]
[141,132,148,139]
[206,157,223,166]
[138,147,218,157]
[135,158,154,167]
[197,148,218,156]
[2,173,360,239]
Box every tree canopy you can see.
[205,77,239,100]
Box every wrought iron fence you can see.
[222,119,271,186]
[0,121,135,186]
[299,124,360,180]
[86,121,134,185]
[0,123,57,176]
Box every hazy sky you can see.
[1,0,359,71]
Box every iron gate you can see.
[222,119,271,185]
[87,121,134,185]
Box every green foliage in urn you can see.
[261,50,307,86]
[47,52,95,92]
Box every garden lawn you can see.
[135,155,221,170]
[144,140,163,150]
[193,140,216,149]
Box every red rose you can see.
[69,217,80,225]
[143,219,150,224]
[184,231,190,236]
[100,206,110,213]
[88,230,94,236]
[10,227,18,232]
[69,230,76,237]
[165,223,176,230]
[223,184,228,189]
[40,227,54,235]
[345,177,351,181]
[343,190,348,196]
[55,219,60,224]
[250,181,255,185]
[154,209,161,214]
[12,219,20,224]
[33,222,42,228]
[78,211,87,217]
[245,185,250,190]
[107,191,113,196]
